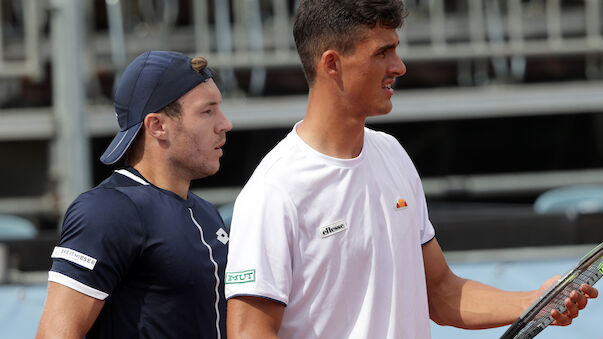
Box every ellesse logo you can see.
[319,220,348,238]
[395,198,408,210]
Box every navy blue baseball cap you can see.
[100,51,215,165]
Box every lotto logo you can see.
[216,228,229,244]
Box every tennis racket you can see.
[500,241,603,339]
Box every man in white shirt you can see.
[225,1,598,338]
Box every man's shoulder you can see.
[74,183,132,208]
[364,126,410,155]
[68,185,137,221]
[61,186,142,240]
[250,133,300,176]
[66,171,150,222]
[235,135,303,204]
[96,170,163,202]
[364,126,399,145]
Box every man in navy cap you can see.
[36,51,232,338]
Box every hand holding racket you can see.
[500,242,602,339]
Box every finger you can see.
[580,284,599,298]
[570,289,588,310]
[551,309,572,326]
[564,296,579,318]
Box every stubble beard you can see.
[170,137,220,182]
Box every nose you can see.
[217,109,233,133]
[391,57,406,78]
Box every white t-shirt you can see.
[225,122,436,339]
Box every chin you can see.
[369,107,393,117]
[206,163,221,176]
[191,164,220,180]
[372,101,393,116]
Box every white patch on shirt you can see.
[51,246,97,270]
[216,227,229,244]
[225,269,256,284]
[319,220,348,238]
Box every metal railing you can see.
[0,0,603,218]
[98,0,603,88]
[189,0,603,69]
[0,0,43,79]
[1,0,602,82]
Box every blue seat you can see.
[0,214,37,240]
[534,185,603,215]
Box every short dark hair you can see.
[293,0,408,86]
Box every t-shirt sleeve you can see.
[384,132,436,244]
[49,189,143,300]
[414,174,435,244]
[224,180,296,305]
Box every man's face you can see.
[338,26,406,117]
[166,79,232,179]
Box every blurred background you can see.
[0,0,602,337]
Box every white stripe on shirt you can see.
[48,271,109,300]
[115,169,149,185]
[189,208,222,339]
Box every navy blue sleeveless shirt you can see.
[49,167,228,338]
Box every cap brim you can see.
[100,122,143,165]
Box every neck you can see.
[131,157,191,200]
[297,87,366,159]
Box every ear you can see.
[318,49,341,79]
[143,113,168,140]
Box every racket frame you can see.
[500,242,603,339]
